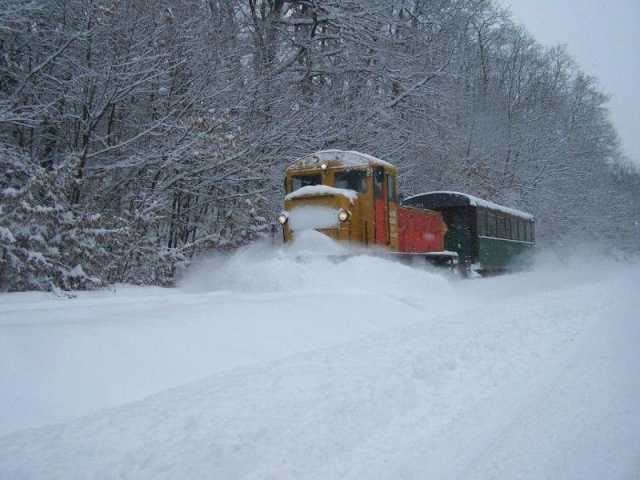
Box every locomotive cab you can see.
[279,150,399,248]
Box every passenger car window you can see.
[335,170,368,193]
[487,211,496,237]
[485,209,490,236]
[531,221,535,242]
[291,174,321,192]
[497,215,505,238]
[478,208,486,236]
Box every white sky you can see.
[499,0,640,164]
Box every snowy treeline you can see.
[1,0,638,291]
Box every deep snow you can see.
[0,239,639,479]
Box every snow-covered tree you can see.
[0,0,637,291]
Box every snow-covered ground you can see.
[1,238,639,479]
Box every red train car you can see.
[397,206,447,253]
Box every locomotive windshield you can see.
[291,174,321,192]
[335,170,368,193]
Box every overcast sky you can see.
[499,0,640,164]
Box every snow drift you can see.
[180,230,454,300]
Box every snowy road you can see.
[0,249,639,479]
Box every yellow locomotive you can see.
[278,150,451,260]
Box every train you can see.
[278,150,535,274]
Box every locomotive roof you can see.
[404,191,534,220]
[288,149,396,171]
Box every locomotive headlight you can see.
[320,162,328,171]
[338,209,351,222]
[277,212,289,225]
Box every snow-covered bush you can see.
[0,150,113,291]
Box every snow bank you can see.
[2,239,638,478]
[180,233,452,299]
[285,229,347,256]
[1,258,638,479]
[0,232,454,437]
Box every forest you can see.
[1,0,639,291]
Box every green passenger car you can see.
[402,191,535,274]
